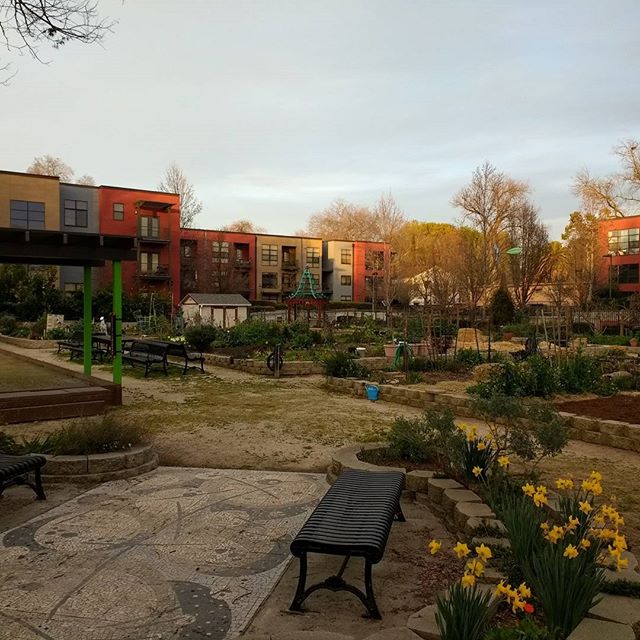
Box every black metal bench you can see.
[122,340,169,377]
[166,342,205,374]
[289,469,405,619]
[0,453,47,500]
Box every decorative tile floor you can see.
[0,468,327,640]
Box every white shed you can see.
[180,293,251,328]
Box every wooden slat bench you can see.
[289,468,405,619]
[0,453,47,500]
[122,340,169,377]
[165,343,205,374]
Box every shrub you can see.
[468,356,557,398]
[556,352,602,394]
[0,313,18,336]
[501,322,536,338]
[283,321,317,349]
[322,351,370,379]
[0,431,20,454]
[185,324,218,351]
[455,348,484,368]
[46,327,67,340]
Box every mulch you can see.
[554,393,640,425]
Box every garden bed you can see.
[357,445,442,473]
[555,393,640,425]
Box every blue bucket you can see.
[365,384,380,401]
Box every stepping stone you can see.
[465,517,506,538]
[479,568,507,585]
[454,502,495,531]
[599,551,638,572]
[365,628,423,640]
[407,604,441,640]
[567,618,634,640]
[427,478,463,505]
[441,489,482,516]
[588,594,640,626]
[602,567,640,585]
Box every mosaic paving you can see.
[0,468,327,640]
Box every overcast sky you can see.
[2,0,639,239]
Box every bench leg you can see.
[395,501,406,522]
[289,555,382,619]
[33,467,46,500]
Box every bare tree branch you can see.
[158,163,202,228]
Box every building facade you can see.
[179,228,256,301]
[598,215,640,295]
[0,170,60,231]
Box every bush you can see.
[501,322,536,338]
[0,313,18,336]
[468,356,556,398]
[322,351,370,379]
[454,348,484,368]
[46,327,67,340]
[185,324,218,351]
[556,351,602,394]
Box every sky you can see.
[2,0,639,239]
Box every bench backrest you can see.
[165,342,188,357]
[129,341,169,357]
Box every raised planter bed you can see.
[0,334,58,349]
[42,443,158,483]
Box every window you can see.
[182,242,195,257]
[282,272,296,290]
[140,252,159,274]
[113,203,124,221]
[63,199,88,227]
[140,216,160,238]
[63,283,83,293]
[262,244,278,265]
[262,272,278,288]
[340,295,352,302]
[212,241,229,263]
[306,247,320,266]
[615,264,640,284]
[340,275,352,286]
[608,228,640,255]
[340,248,352,264]
[10,200,45,229]
[365,249,385,270]
[282,247,297,266]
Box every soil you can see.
[555,393,640,424]
[357,447,443,473]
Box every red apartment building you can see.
[598,215,640,294]
[352,241,393,303]
[97,186,181,304]
[179,229,256,300]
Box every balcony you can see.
[235,258,252,270]
[281,260,299,271]
[139,264,170,280]
[137,220,171,244]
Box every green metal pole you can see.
[113,261,122,385]
[83,266,92,376]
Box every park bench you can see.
[0,453,47,500]
[165,342,206,374]
[289,468,405,619]
[122,340,169,377]
[57,332,82,354]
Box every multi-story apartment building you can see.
[255,234,323,302]
[179,229,256,300]
[0,170,60,231]
[97,186,181,304]
[598,215,640,295]
[322,240,354,301]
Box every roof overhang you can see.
[0,228,137,267]
[135,199,174,212]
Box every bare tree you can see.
[561,210,600,306]
[504,200,552,308]
[452,162,529,310]
[222,219,266,233]
[574,140,640,218]
[76,174,95,185]
[158,164,202,228]
[27,154,74,181]
[0,0,113,83]
[304,199,376,240]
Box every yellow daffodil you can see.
[616,558,629,571]
[579,538,591,550]
[477,441,487,451]
[497,455,510,468]
[461,573,476,588]
[590,471,603,482]
[453,542,471,559]
[579,501,593,514]
[522,483,536,497]
[475,544,493,562]
[495,581,510,597]
[533,491,548,508]
[546,526,564,544]
[565,516,580,533]
[556,478,574,490]
[466,559,485,577]
[563,545,579,559]
[517,582,531,598]
[472,466,482,478]
[428,539,441,555]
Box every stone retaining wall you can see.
[325,376,640,453]
[0,334,58,349]
[42,444,158,483]
[204,354,388,377]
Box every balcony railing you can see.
[139,264,170,279]
[235,259,252,270]
[137,220,170,243]
[281,259,299,271]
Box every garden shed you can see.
[180,293,251,328]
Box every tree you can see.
[489,286,515,326]
[27,155,74,181]
[222,219,266,233]
[158,164,202,228]
[504,201,552,308]
[304,199,376,241]
[574,140,640,218]
[561,211,600,307]
[26,154,95,184]
[452,162,529,309]
[0,0,112,83]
